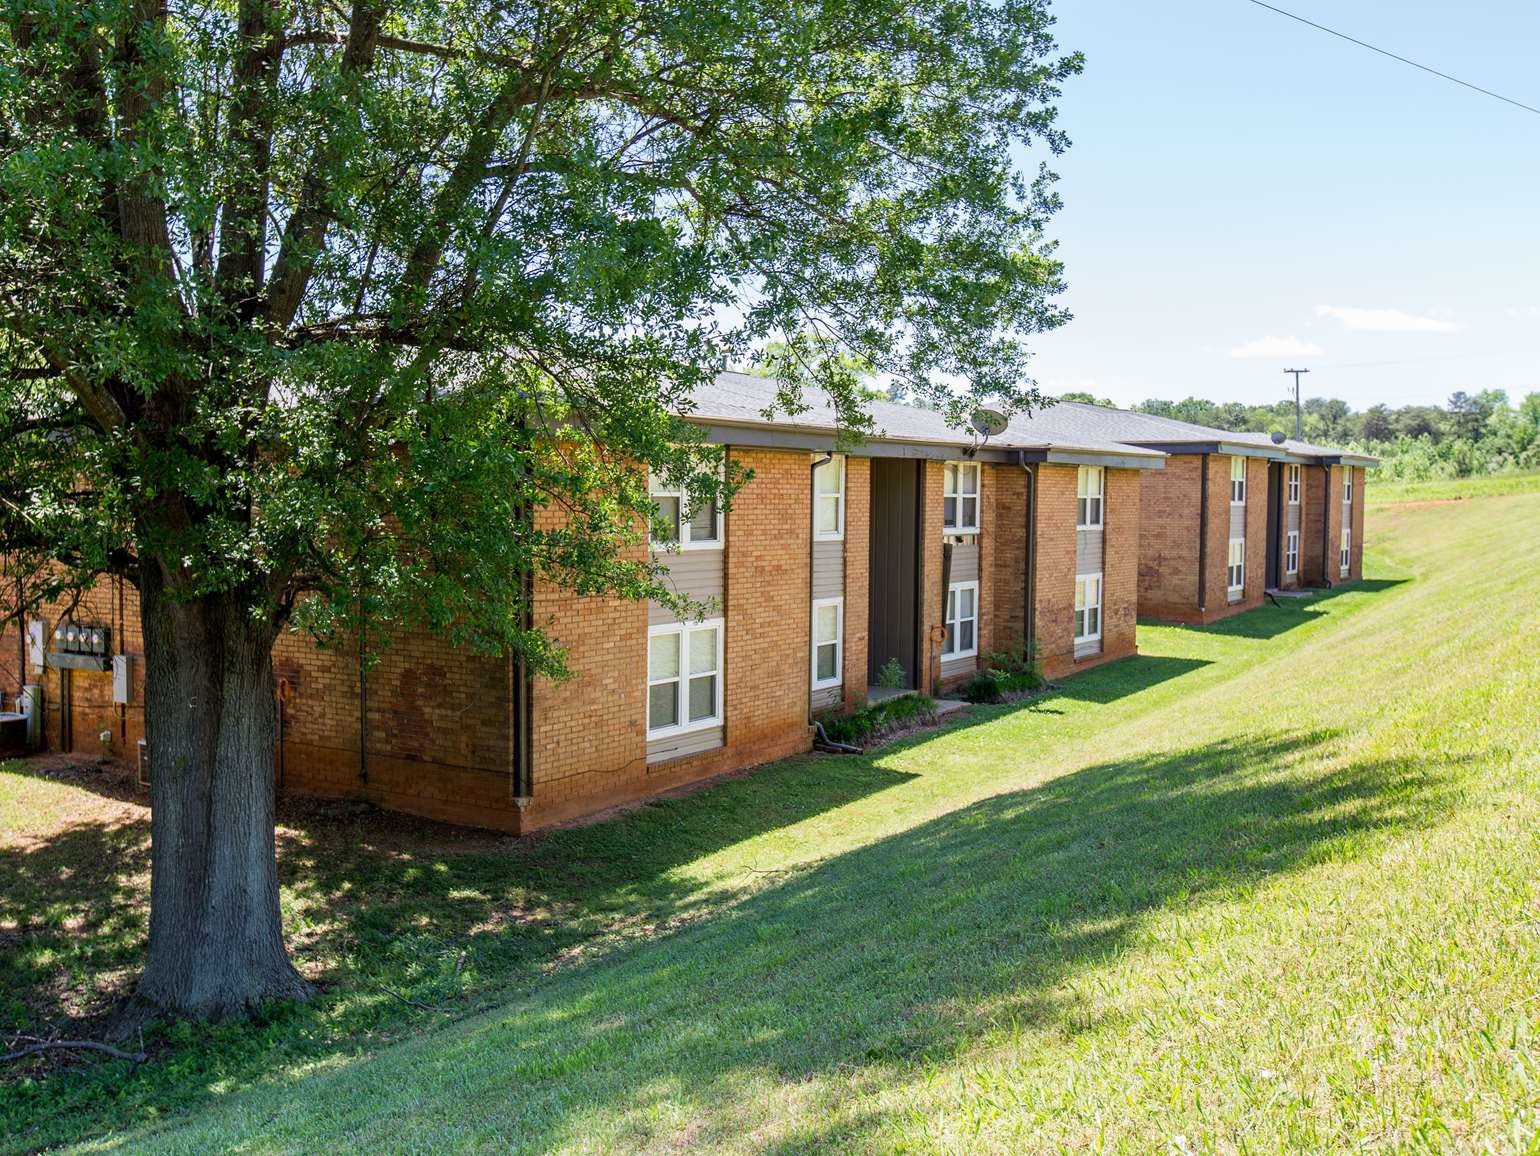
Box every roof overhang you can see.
[1128,439,1289,461]
[1016,448,1166,470]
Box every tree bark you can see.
[128,561,312,1022]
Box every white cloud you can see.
[1314,305,1462,334]
[1226,335,1325,360]
[1503,305,1540,320]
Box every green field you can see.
[5,486,1539,1152]
[1366,469,1540,508]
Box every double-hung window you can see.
[1074,573,1102,643]
[943,462,980,534]
[1230,456,1246,504]
[942,581,978,658]
[811,598,843,688]
[1077,466,1104,528]
[1285,530,1299,576]
[1342,468,1354,505]
[647,619,722,736]
[1340,527,1351,576]
[1227,538,1245,593]
[650,474,722,549]
[813,454,845,539]
[1287,464,1301,505]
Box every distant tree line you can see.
[1057,390,1540,482]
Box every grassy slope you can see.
[89,491,1540,1152]
[1367,469,1540,508]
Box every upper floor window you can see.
[943,461,980,534]
[1077,465,1104,528]
[1342,468,1353,504]
[1230,456,1246,504]
[1287,464,1301,505]
[650,473,722,549]
[814,454,845,540]
[941,581,978,658]
[647,619,722,735]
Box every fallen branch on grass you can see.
[376,986,452,1013]
[1,1038,147,1064]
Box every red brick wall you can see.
[522,446,813,831]
[1350,468,1365,580]
[919,460,945,694]
[985,463,1027,659]
[1138,455,1203,622]
[1101,467,1140,668]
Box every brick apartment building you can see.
[0,380,1369,833]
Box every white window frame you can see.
[813,454,845,541]
[1342,468,1354,504]
[941,580,979,659]
[1074,572,1102,644]
[1340,527,1351,576]
[1077,465,1105,529]
[1230,456,1246,505]
[1227,537,1245,593]
[1287,464,1300,505]
[811,597,843,689]
[650,472,723,551]
[646,618,724,738]
[943,461,981,535]
[1285,530,1299,576]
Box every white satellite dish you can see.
[971,407,1011,438]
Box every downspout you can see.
[1319,463,1333,588]
[357,610,368,781]
[807,452,832,727]
[512,446,536,805]
[1018,455,1037,660]
[1197,454,1210,614]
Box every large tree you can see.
[0,0,1079,1021]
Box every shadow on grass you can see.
[1049,654,1210,705]
[157,725,1463,1151]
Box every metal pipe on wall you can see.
[1197,454,1210,613]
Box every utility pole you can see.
[1283,367,1309,440]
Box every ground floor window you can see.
[811,598,843,688]
[942,581,978,658]
[1227,538,1245,593]
[1285,530,1299,576]
[1340,527,1351,576]
[647,619,723,735]
[1074,573,1102,642]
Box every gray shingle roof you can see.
[683,374,1374,466]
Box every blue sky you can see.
[1020,0,1540,410]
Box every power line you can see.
[1241,0,1540,119]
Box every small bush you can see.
[819,694,938,747]
[960,672,1004,704]
[874,657,906,690]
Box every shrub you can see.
[960,672,1004,704]
[819,694,938,747]
[875,657,906,690]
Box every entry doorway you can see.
[867,459,922,689]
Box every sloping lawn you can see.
[6,489,1539,1151]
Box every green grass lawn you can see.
[5,488,1539,1152]
[1367,468,1540,508]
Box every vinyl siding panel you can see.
[1229,502,1246,539]
[1287,502,1300,533]
[1075,527,1103,576]
[948,541,979,584]
[648,549,725,625]
[811,684,842,711]
[811,540,843,601]
[646,725,724,764]
[940,654,977,680]
[1074,637,1102,660]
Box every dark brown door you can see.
[868,459,920,687]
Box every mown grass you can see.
[1367,469,1540,507]
[6,486,1540,1152]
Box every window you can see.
[943,461,980,534]
[1342,468,1354,504]
[1074,573,1102,643]
[941,581,978,658]
[647,619,722,735]
[1285,530,1299,576]
[1227,538,1245,592]
[1230,456,1246,504]
[650,474,721,549]
[1287,464,1301,505]
[811,598,843,688]
[1077,465,1104,528]
[813,454,845,539]
[1340,527,1351,576]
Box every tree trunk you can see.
[129,561,312,1022]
